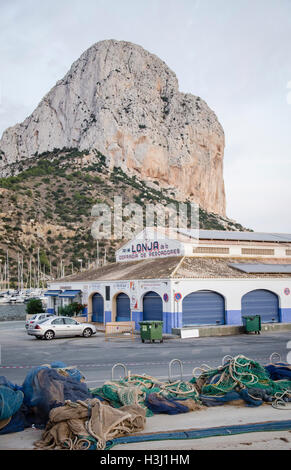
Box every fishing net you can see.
[91,374,200,416]
[190,355,291,404]
[0,385,24,421]
[21,366,92,424]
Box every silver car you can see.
[27,316,97,340]
[25,313,56,329]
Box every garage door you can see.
[143,291,163,321]
[242,289,279,323]
[116,293,131,322]
[92,293,104,323]
[182,290,225,326]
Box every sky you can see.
[0,0,291,232]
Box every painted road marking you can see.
[0,360,202,369]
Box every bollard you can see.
[168,359,183,383]
[111,363,128,381]
[269,352,282,364]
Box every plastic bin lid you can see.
[139,321,164,324]
[242,315,260,318]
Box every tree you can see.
[58,302,86,317]
[26,298,45,315]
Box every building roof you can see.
[54,256,291,284]
[177,229,291,243]
[174,257,291,279]
[229,263,291,274]
[56,256,183,282]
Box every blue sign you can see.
[163,293,169,302]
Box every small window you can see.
[52,318,65,325]
[241,248,274,255]
[63,318,78,325]
[106,286,110,301]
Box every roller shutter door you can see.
[116,293,131,322]
[182,290,225,326]
[92,293,104,323]
[242,290,279,323]
[143,291,163,321]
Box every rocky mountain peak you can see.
[0,39,226,215]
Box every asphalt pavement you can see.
[0,320,290,387]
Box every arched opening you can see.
[143,291,163,321]
[92,293,104,323]
[241,289,280,323]
[116,292,131,322]
[182,290,225,326]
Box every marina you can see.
[0,291,48,321]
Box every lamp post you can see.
[78,259,83,272]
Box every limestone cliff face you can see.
[0,39,226,215]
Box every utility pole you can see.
[6,250,10,292]
[29,257,32,290]
[37,248,40,289]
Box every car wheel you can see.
[83,328,92,338]
[44,330,55,340]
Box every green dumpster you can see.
[242,315,261,334]
[139,321,163,343]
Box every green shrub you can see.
[58,302,84,317]
[26,298,45,315]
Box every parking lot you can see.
[0,320,290,387]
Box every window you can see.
[286,249,291,256]
[193,247,229,254]
[52,318,65,325]
[241,248,274,255]
[38,318,50,324]
[106,286,110,301]
[63,318,78,325]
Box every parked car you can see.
[25,313,56,330]
[27,316,97,340]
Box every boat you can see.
[9,294,25,304]
[0,293,11,304]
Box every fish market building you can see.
[45,228,291,334]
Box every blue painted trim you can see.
[132,311,143,331]
[162,312,178,334]
[105,311,111,323]
[279,308,291,323]
[225,310,242,325]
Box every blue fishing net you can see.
[265,363,291,381]
[0,376,23,392]
[21,367,92,423]
[0,407,29,435]
[145,393,191,415]
[200,389,263,407]
[0,385,24,420]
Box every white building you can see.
[45,228,291,333]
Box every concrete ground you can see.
[0,321,290,450]
[0,404,291,450]
[1,321,290,387]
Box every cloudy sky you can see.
[1,0,291,232]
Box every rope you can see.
[124,374,199,399]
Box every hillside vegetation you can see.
[0,148,247,287]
